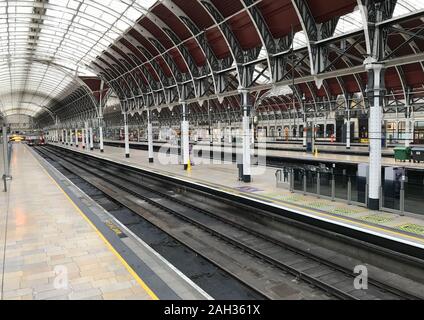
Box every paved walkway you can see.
[0,144,154,300]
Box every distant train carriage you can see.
[26,136,46,146]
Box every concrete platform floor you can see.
[52,141,424,248]
[123,139,395,155]
[103,139,424,169]
[0,144,208,300]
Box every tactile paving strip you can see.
[396,224,424,235]
[305,201,329,209]
[360,214,394,224]
[328,207,363,216]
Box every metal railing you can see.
[275,166,368,207]
[275,165,424,216]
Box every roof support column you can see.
[123,113,130,158]
[99,122,104,153]
[181,101,190,170]
[345,99,351,150]
[240,88,251,183]
[65,128,68,145]
[324,116,328,139]
[147,109,153,163]
[365,59,385,210]
[405,104,411,147]
[89,125,94,151]
[85,122,89,151]
[82,126,86,149]
[75,128,79,148]
[85,122,90,150]
[55,117,59,143]
[395,120,399,143]
[69,129,73,146]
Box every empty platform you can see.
[105,139,396,157]
[51,142,424,248]
[0,143,209,300]
[103,139,424,169]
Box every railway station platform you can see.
[103,139,424,169]
[50,142,424,249]
[0,143,210,300]
[106,139,396,157]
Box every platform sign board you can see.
[384,166,405,181]
[275,169,291,189]
[383,166,405,210]
[357,163,368,204]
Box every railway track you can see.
[35,145,423,300]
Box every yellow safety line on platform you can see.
[28,147,159,300]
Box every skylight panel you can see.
[334,9,362,36]
[393,0,424,17]
[125,7,142,21]
[134,0,156,10]
[293,31,307,49]
[0,0,155,117]
[253,66,270,85]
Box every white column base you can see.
[181,120,189,170]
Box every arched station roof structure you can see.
[1,0,424,129]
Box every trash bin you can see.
[394,146,411,162]
[411,147,424,163]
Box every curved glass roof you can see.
[1,0,423,119]
[0,0,156,117]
